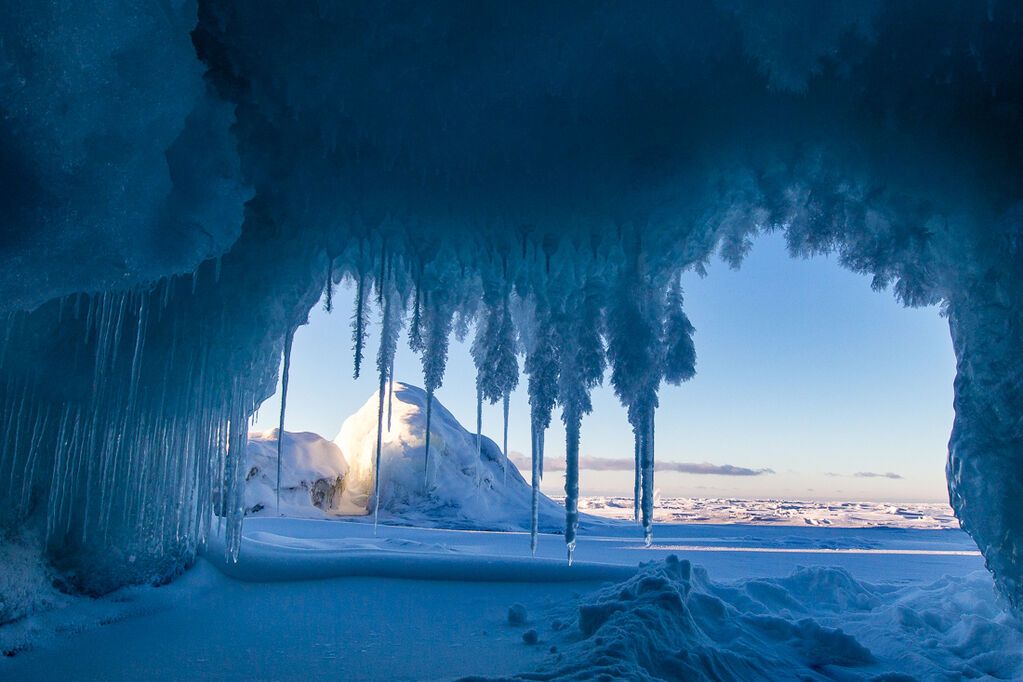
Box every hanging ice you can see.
[275,326,295,515]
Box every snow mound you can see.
[510,557,1023,681]
[335,383,563,531]
[243,429,350,517]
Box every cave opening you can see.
[246,231,954,522]
[2,8,1023,673]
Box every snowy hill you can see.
[335,383,565,531]
[244,429,351,517]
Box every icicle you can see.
[387,354,395,432]
[323,259,334,313]
[564,408,581,566]
[372,357,387,533]
[475,381,483,489]
[276,326,295,515]
[633,425,641,523]
[376,243,387,305]
[641,408,655,547]
[352,272,368,379]
[408,276,423,353]
[420,289,452,488]
[502,391,510,486]
[539,429,544,479]
[530,418,541,557]
[372,281,400,532]
[127,296,148,406]
[423,389,434,486]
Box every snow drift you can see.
[243,429,349,517]
[336,383,564,532]
[508,555,1023,681]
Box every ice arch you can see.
[0,1,1021,605]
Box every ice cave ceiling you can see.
[1,1,1022,604]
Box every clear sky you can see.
[251,232,956,503]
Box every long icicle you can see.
[530,417,540,556]
[423,389,433,487]
[372,360,388,533]
[353,272,367,379]
[373,284,397,533]
[475,380,483,490]
[633,424,641,523]
[276,326,295,515]
[502,391,510,486]
[323,259,334,313]
[641,408,655,546]
[387,354,395,432]
[564,407,581,565]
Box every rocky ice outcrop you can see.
[243,429,349,517]
[336,384,564,531]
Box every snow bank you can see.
[515,556,1023,681]
[0,532,61,630]
[243,429,350,517]
[335,384,564,531]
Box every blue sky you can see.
[252,232,956,503]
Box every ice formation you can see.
[0,1,1022,611]
[335,383,564,531]
[243,429,349,518]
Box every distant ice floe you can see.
[575,496,959,530]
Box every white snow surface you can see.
[243,429,350,517]
[335,383,565,531]
[3,517,1017,681]
[523,555,1022,681]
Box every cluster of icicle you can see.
[0,260,269,586]
[275,236,698,563]
[0,229,697,580]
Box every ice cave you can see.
[2,1,1023,679]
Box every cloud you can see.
[826,471,904,480]
[507,452,772,477]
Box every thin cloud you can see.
[507,452,772,477]
[827,471,904,480]
[854,471,904,480]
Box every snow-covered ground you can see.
[2,516,1015,681]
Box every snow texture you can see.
[1,521,1008,680]
[490,556,1023,681]
[242,429,349,518]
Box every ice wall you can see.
[0,0,250,312]
[1,1,1022,607]
[948,269,1023,608]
